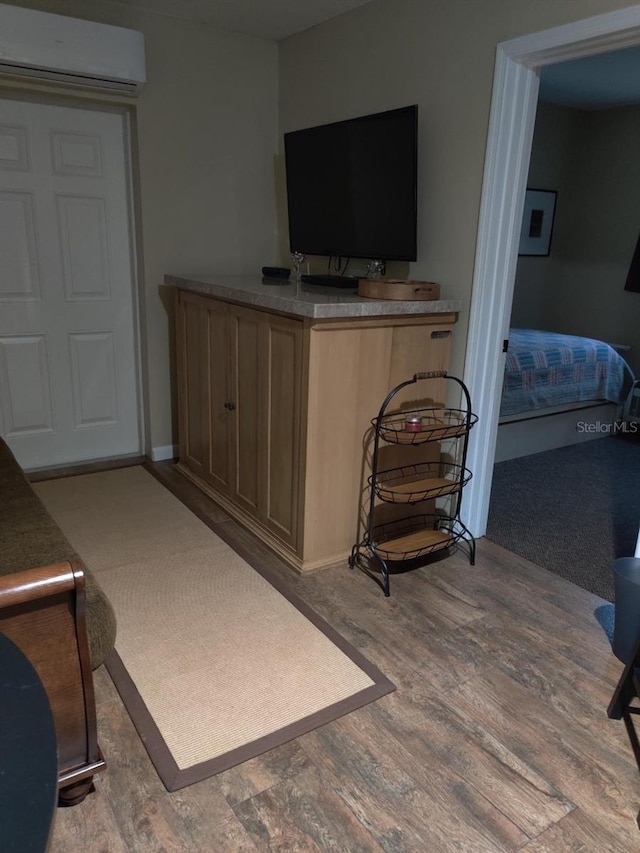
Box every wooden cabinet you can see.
[175,287,457,574]
[175,290,302,549]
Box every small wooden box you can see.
[358,278,441,301]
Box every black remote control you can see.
[261,266,290,279]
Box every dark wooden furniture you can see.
[0,561,106,806]
[0,631,58,851]
[0,436,116,670]
[608,634,640,829]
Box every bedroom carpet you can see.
[486,434,640,602]
[34,466,394,791]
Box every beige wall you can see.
[4,0,639,452]
[278,0,640,385]
[4,0,279,453]
[513,101,640,374]
[510,103,576,330]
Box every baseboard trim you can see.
[150,444,178,462]
[494,403,617,462]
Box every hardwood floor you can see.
[48,461,639,851]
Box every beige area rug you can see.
[34,466,394,791]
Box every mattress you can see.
[501,329,628,417]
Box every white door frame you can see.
[462,5,640,537]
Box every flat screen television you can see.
[284,105,418,263]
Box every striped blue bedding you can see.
[501,329,628,417]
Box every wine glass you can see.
[291,252,305,282]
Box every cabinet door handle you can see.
[224,401,236,411]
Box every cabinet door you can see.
[175,291,210,477]
[177,293,303,554]
[228,305,262,517]
[230,306,303,545]
[205,300,233,495]
[259,313,303,548]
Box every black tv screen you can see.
[284,105,418,262]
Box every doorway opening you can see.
[461,5,640,539]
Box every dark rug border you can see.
[104,463,395,792]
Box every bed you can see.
[496,329,633,461]
[501,329,631,418]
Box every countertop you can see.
[166,274,462,320]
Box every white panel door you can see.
[0,99,141,469]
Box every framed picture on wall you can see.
[625,231,640,293]
[519,189,557,256]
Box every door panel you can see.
[263,316,302,546]
[177,293,208,476]
[57,195,111,299]
[68,332,117,428]
[0,123,30,171]
[0,191,40,300]
[51,131,103,177]
[207,301,232,494]
[232,307,261,514]
[0,335,53,435]
[0,99,141,469]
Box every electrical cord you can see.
[326,256,352,277]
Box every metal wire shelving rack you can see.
[350,370,477,596]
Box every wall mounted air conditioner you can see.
[0,3,146,95]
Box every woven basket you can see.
[358,279,440,300]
